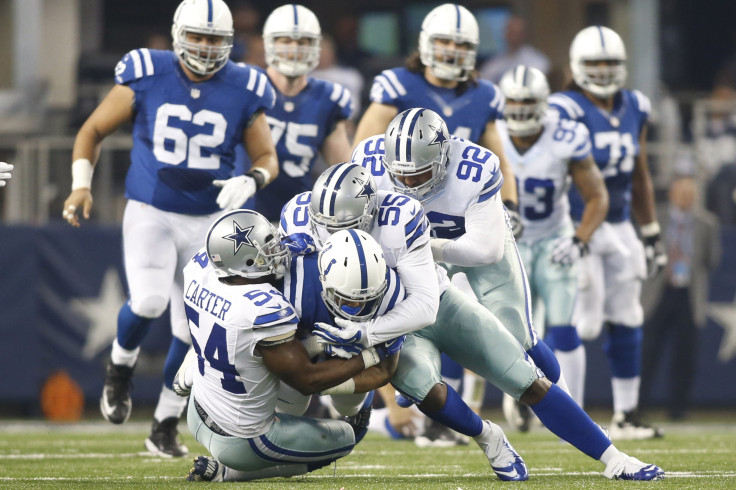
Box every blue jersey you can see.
[115,49,275,215]
[237,73,353,221]
[369,67,503,142]
[281,253,405,333]
[549,89,650,223]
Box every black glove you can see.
[642,232,667,278]
[503,200,524,240]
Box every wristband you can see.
[71,158,94,190]
[640,222,661,237]
[321,378,356,395]
[246,167,271,190]
[361,347,381,368]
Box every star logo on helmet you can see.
[354,178,375,200]
[223,222,255,254]
[428,125,447,146]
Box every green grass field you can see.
[1,411,734,489]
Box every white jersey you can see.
[183,249,299,439]
[498,115,592,243]
[351,134,393,191]
[280,189,446,344]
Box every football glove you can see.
[281,233,317,255]
[374,335,406,359]
[313,317,372,350]
[642,231,667,278]
[503,200,524,239]
[550,236,589,266]
[172,348,198,397]
[213,174,257,210]
[0,162,13,187]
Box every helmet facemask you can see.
[575,59,626,98]
[421,36,477,82]
[265,34,321,77]
[318,230,388,322]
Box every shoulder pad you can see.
[115,49,166,85]
[548,92,585,120]
[370,68,408,104]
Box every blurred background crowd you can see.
[1,0,735,420]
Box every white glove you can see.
[213,175,257,210]
[172,347,198,397]
[313,317,373,350]
[550,236,588,266]
[0,162,13,187]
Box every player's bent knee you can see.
[520,377,552,406]
[130,295,169,319]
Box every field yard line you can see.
[0,452,184,459]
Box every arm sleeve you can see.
[367,243,440,345]
[438,194,506,266]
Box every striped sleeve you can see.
[477,169,504,203]
[549,93,585,120]
[115,49,155,84]
[369,70,407,104]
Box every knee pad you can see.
[527,340,561,384]
[545,326,582,352]
[130,295,169,319]
[603,324,642,378]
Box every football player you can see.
[497,66,608,416]
[282,163,665,481]
[61,0,278,457]
[237,4,353,222]
[179,210,401,482]
[353,3,520,431]
[0,161,13,187]
[549,26,666,439]
[354,3,521,234]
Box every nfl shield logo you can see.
[191,88,200,99]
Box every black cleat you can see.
[99,361,134,424]
[145,417,189,457]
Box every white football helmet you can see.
[308,163,378,246]
[263,4,321,77]
[172,0,234,76]
[319,229,388,321]
[383,108,450,203]
[499,65,550,137]
[570,26,627,98]
[419,3,479,82]
[206,210,289,279]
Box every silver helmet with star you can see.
[308,163,378,246]
[383,108,450,202]
[205,209,289,279]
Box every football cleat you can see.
[187,456,225,482]
[603,452,665,481]
[145,417,189,458]
[609,410,663,440]
[415,418,470,448]
[100,361,134,424]
[345,391,374,443]
[474,420,528,481]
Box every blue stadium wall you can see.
[1,224,735,414]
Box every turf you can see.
[0,414,734,489]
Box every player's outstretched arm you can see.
[260,336,389,396]
[353,103,398,145]
[321,120,352,165]
[569,154,609,244]
[243,112,279,185]
[63,85,134,227]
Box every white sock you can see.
[110,339,140,367]
[612,376,640,413]
[599,444,620,465]
[555,345,586,407]
[462,371,486,413]
[153,385,188,422]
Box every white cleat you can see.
[609,410,663,440]
[603,452,665,481]
[474,420,528,481]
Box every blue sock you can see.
[545,326,582,352]
[384,417,406,439]
[420,384,483,437]
[530,384,611,460]
[163,337,191,389]
[604,324,642,377]
[527,340,561,383]
[117,302,155,350]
